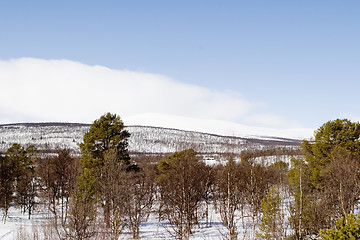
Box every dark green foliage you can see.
[258,186,282,240]
[0,154,16,221]
[14,145,38,219]
[288,119,360,239]
[77,113,134,236]
[0,143,38,220]
[319,214,360,240]
[303,119,360,187]
[287,157,321,238]
[79,112,130,169]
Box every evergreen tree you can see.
[15,145,38,219]
[303,119,360,188]
[79,112,131,169]
[1,144,38,220]
[0,154,16,222]
[319,214,360,240]
[288,119,360,239]
[78,113,133,232]
[257,186,283,240]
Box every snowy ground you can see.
[0,204,268,240]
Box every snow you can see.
[0,117,304,239]
[0,205,247,240]
[123,113,314,140]
[0,198,295,240]
[0,123,301,157]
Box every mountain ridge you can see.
[0,122,301,163]
[0,122,301,142]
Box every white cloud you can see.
[0,58,254,124]
[243,113,302,129]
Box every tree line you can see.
[1,113,360,239]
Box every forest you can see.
[1,113,360,240]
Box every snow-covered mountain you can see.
[123,113,314,140]
[0,122,301,158]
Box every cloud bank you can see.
[0,57,314,139]
[0,58,254,124]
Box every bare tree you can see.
[98,149,128,240]
[241,157,278,239]
[214,156,245,240]
[323,147,360,220]
[124,163,155,239]
[37,149,80,238]
[157,149,209,239]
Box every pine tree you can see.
[78,113,134,230]
[79,112,131,169]
[0,144,38,220]
[287,119,360,239]
[257,186,283,240]
[319,214,360,240]
[0,154,16,222]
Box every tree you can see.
[79,112,131,169]
[98,149,128,239]
[79,113,134,230]
[322,147,360,219]
[287,157,322,239]
[257,186,283,240]
[156,149,209,240]
[303,119,360,188]
[319,214,360,240]
[15,145,38,219]
[288,119,360,239]
[124,164,155,239]
[68,168,97,240]
[37,149,79,237]
[2,144,38,219]
[0,154,16,222]
[241,158,277,238]
[214,156,244,240]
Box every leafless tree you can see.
[323,147,360,221]
[124,163,156,239]
[97,150,128,240]
[157,149,209,239]
[214,156,245,240]
[37,149,80,238]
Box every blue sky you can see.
[1,1,360,132]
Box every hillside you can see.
[0,123,301,160]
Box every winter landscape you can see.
[0,120,301,240]
[2,1,360,239]
[1,116,360,240]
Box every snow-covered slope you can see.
[0,123,301,156]
[123,113,314,140]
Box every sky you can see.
[0,1,359,137]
